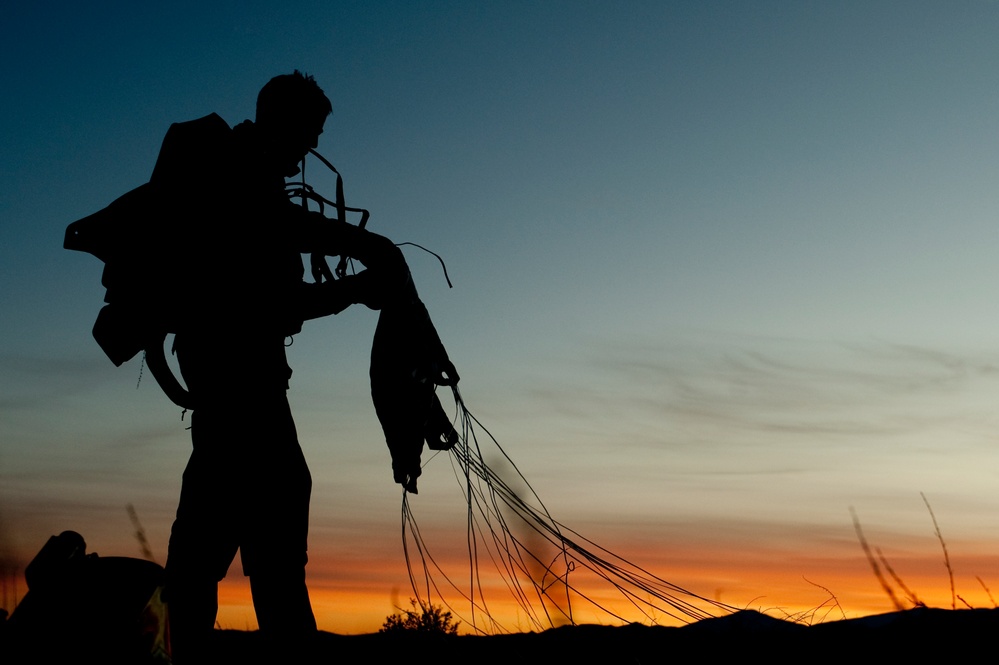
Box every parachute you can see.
[370,272,459,493]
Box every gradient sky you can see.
[5,1,999,632]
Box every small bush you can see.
[380,598,460,635]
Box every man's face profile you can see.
[254,71,332,177]
[265,116,326,177]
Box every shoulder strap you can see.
[144,333,195,410]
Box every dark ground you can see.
[208,607,998,663]
[4,606,997,663]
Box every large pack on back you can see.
[64,113,232,408]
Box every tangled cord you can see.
[283,149,729,632]
[401,386,735,634]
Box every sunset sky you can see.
[6,1,999,633]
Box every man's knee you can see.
[249,569,317,634]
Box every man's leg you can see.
[165,413,240,664]
[249,569,317,634]
[242,397,317,646]
[162,575,220,664]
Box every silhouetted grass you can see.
[853,494,987,612]
[921,492,955,609]
[851,507,903,610]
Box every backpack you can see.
[64,114,232,409]
[7,531,168,664]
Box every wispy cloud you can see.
[527,335,999,450]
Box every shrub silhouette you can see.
[380,598,460,635]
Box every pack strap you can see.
[297,149,370,282]
[144,334,195,410]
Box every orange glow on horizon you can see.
[211,535,999,634]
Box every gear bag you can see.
[7,531,167,664]
[64,114,232,409]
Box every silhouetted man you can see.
[156,72,403,661]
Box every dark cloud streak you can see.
[526,336,999,453]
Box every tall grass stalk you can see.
[850,507,903,611]
[920,492,955,610]
[976,576,996,608]
[875,548,923,607]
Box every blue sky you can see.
[5,1,999,630]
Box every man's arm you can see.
[288,210,412,318]
[294,270,387,320]
[290,210,405,271]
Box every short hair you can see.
[256,70,332,127]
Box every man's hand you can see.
[394,465,421,494]
[435,358,460,386]
[343,270,384,310]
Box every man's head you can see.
[256,71,333,176]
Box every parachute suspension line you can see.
[286,149,371,284]
[291,150,455,288]
[396,242,453,289]
[401,485,484,626]
[453,384,574,629]
[400,428,507,635]
[397,386,559,634]
[401,386,736,634]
